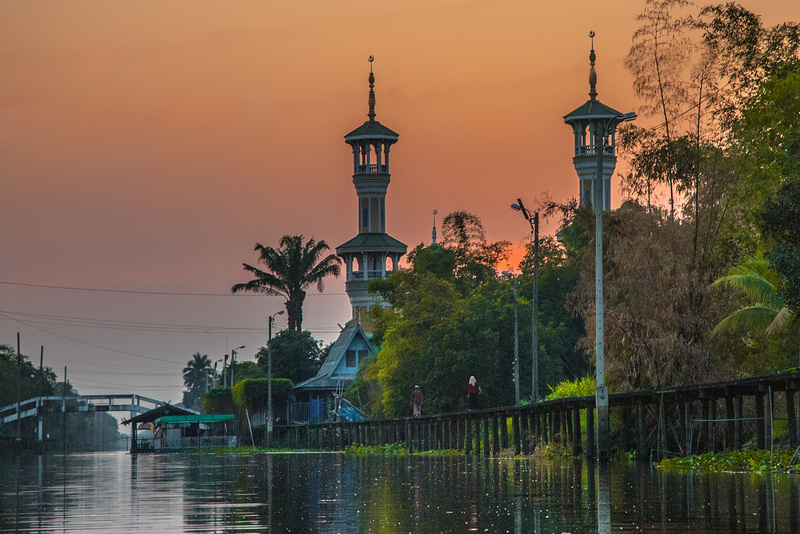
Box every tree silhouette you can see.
[232,235,342,331]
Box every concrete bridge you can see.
[1,394,169,446]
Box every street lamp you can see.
[502,271,520,405]
[230,345,245,387]
[267,310,285,445]
[511,198,539,403]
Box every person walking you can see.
[467,376,479,411]
[411,385,423,417]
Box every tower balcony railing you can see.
[347,270,391,281]
[574,144,616,157]
[355,164,389,175]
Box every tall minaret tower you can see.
[337,57,407,328]
[563,32,633,211]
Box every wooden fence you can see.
[270,372,800,458]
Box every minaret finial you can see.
[368,55,376,121]
[431,209,438,246]
[588,31,597,100]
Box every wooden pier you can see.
[270,372,800,458]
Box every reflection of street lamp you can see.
[267,310,285,445]
[230,345,245,387]
[511,198,539,403]
[502,271,520,405]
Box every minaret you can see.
[431,210,438,246]
[337,57,407,328]
[563,32,633,211]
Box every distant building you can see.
[336,58,407,331]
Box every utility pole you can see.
[511,199,539,403]
[593,119,609,460]
[532,211,539,403]
[512,277,520,405]
[16,333,21,442]
[267,310,284,446]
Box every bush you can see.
[545,375,596,401]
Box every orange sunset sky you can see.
[2,1,796,405]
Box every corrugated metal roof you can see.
[155,414,235,424]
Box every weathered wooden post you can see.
[787,388,798,448]
[483,418,491,458]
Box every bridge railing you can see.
[0,394,168,424]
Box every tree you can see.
[712,252,791,335]
[256,329,324,384]
[712,252,799,374]
[182,352,211,409]
[567,203,724,390]
[624,0,697,218]
[439,211,510,291]
[232,235,342,331]
[362,210,578,416]
[762,180,800,312]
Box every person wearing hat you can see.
[411,385,423,417]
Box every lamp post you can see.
[511,199,539,403]
[503,271,521,405]
[230,345,245,388]
[267,310,285,446]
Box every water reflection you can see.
[1,451,799,532]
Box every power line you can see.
[0,280,347,297]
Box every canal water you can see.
[1,451,798,533]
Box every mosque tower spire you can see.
[337,57,407,330]
[431,210,438,246]
[563,31,634,211]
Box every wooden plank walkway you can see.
[271,372,800,458]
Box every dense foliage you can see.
[0,340,124,449]
[255,329,324,384]
[344,3,800,416]
[354,212,585,418]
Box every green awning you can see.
[155,414,235,424]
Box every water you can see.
[1,451,799,533]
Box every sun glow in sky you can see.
[1,1,795,405]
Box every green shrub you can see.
[545,375,596,401]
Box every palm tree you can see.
[183,352,212,400]
[232,235,342,331]
[712,253,794,335]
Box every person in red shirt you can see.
[467,376,479,411]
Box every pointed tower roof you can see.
[564,32,623,122]
[345,56,399,141]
